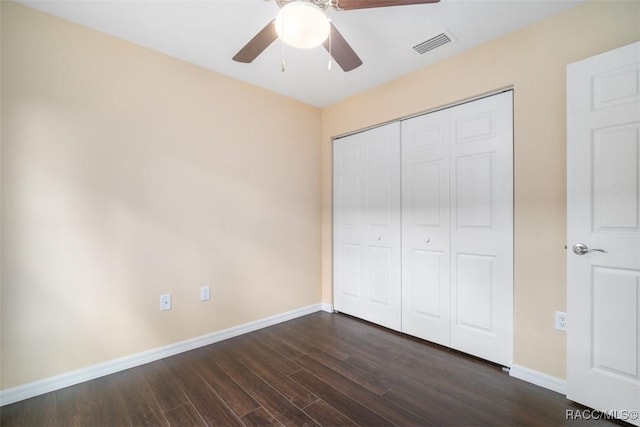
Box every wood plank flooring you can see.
[0,312,626,426]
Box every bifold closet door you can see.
[401,108,451,346]
[448,92,513,366]
[401,91,513,366]
[334,91,513,366]
[333,122,402,331]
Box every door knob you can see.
[376,236,382,241]
[572,243,606,255]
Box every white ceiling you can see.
[18,0,583,108]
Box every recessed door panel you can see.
[455,112,496,144]
[592,267,639,379]
[366,169,392,226]
[592,125,639,232]
[410,124,444,150]
[339,175,361,226]
[368,246,392,306]
[339,143,360,166]
[456,253,495,333]
[411,249,444,318]
[368,135,392,160]
[412,161,444,227]
[338,243,361,298]
[456,153,494,229]
[592,64,640,110]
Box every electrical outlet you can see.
[555,311,567,331]
[160,294,172,311]
[200,286,210,301]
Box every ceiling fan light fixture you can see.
[275,1,330,49]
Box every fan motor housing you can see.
[276,0,335,12]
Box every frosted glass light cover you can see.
[275,2,330,49]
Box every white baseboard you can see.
[0,303,323,406]
[509,364,567,395]
[321,302,334,313]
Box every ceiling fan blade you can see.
[233,19,277,63]
[335,0,439,11]
[323,23,362,72]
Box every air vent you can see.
[413,30,456,55]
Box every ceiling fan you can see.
[232,0,440,72]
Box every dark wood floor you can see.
[1,311,625,426]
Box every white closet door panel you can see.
[362,123,402,330]
[450,92,513,366]
[334,142,366,318]
[334,122,401,331]
[401,109,451,345]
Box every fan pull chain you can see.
[327,19,333,71]
[281,46,286,72]
[281,13,286,72]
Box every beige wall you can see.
[321,1,640,379]
[3,0,640,393]
[1,1,321,389]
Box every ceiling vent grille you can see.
[413,30,455,55]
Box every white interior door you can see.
[401,108,451,346]
[333,122,402,331]
[449,92,514,367]
[567,41,640,425]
